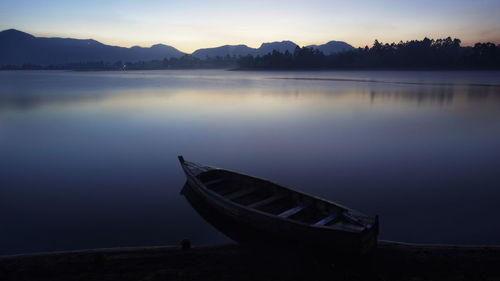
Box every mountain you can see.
[192,41,299,59]
[191,40,354,59]
[0,29,185,65]
[306,41,354,55]
[192,45,255,59]
[256,41,298,55]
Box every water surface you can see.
[1,70,500,255]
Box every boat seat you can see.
[203,178,223,186]
[343,211,363,225]
[247,194,285,209]
[313,213,339,226]
[226,188,258,200]
[278,204,308,218]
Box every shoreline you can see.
[2,241,499,281]
[3,67,500,71]
[3,240,499,259]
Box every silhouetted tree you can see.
[237,37,500,70]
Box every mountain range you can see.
[192,41,303,59]
[0,29,354,66]
[305,41,355,55]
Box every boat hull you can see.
[181,174,378,257]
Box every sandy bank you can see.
[1,241,499,281]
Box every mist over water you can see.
[1,70,500,255]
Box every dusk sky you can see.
[1,0,499,53]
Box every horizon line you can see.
[2,28,498,54]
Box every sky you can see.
[1,0,499,53]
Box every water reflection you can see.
[1,70,500,111]
[1,70,500,255]
[368,88,455,106]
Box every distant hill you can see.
[0,29,185,66]
[192,41,299,59]
[192,45,255,59]
[0,29,355,66]
[256,41,298,55]
[192,40,354,59]
[306,41,355,55]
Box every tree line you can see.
[237,37,500,70]
[0,55,238,71]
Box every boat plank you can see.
[313,213,339,226]
[247,194,285,209]
[278,204,308,218]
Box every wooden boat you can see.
[178,156,379,256]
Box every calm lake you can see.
[1,70,500,255]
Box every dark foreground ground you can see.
[1,241,499,281]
